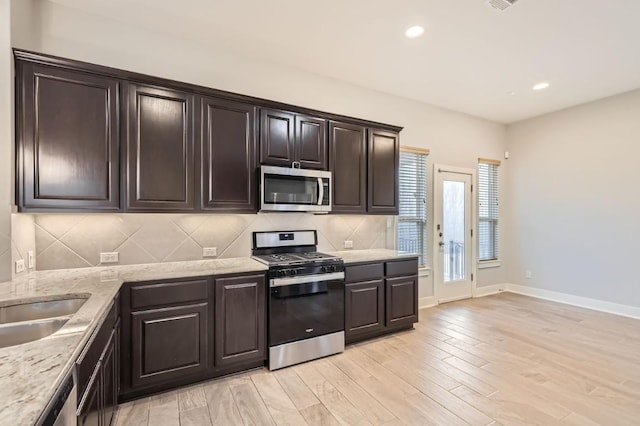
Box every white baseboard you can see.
[419,296,437,309]
[507,284,640,320]
[473,284,507,298]
[419,283,640,319]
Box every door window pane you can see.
[443,180,466,282]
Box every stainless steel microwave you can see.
[260,165,331,213]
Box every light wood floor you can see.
[115,293,640,425]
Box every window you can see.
[398,148,428,266]
[478,158,500,261]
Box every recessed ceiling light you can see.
[405,25,425,39]
[532,82,550,91]
[507,91,516,96]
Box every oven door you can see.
[269,272,344,347]
[261,165,331,213]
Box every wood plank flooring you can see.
[115,293,640,425]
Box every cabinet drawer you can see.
[130,279,208,310]
[344,263,384,283]
[385,258,418,277]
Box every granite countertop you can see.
[0,257,267,426]
[330,248,418,264]
[0,250,411,425]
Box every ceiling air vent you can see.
[485,0,519,12]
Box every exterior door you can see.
[434,165,475,303]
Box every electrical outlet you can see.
[344,240,353,249]
[525,269,532,279]
[100,252,119,264]
[27,250,35,269]
[203,247,217,258]
[15,259,26,274]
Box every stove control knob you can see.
[290,269,297,276]
[278,270,286,277]
[321,266,328,273]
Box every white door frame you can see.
[433,164,477,304]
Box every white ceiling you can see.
[48,0,640,123]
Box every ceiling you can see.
[47,0,640,123]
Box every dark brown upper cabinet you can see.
[295,114,327,170]
[16,62,120,211]
[329,121,367,213]
[125,83,195,211]
[260,109,295,167]
[368,129,400,214]
[260,109,328,170]
[15,51,402,214]
[200,97,257,212]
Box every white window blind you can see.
[478,159,500,261]
[398,149,428,266]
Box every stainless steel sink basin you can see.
[0,318,69,348]
[0,298,87,324]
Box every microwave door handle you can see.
[317,177,324,206]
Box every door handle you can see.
[439,242,445,247]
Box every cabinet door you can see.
[130,303,208,388]
[260,109,295,167]
[77,362,102,426]
[126,83,195,211]
[214,274,266,368]
[329,121,367,213]
[295,115,327,170]
[101,329,117,426]
[345,280,385,343]
[368,129,399,214]
[17,63,120,211]
[385,275,419,328]
[201,97,257,212]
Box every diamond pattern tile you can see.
[60,216,129,265]
[32,213,396,270]
[130,219,189,262]
[37,241,92,270]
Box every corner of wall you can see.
[0,0,14,282]
[11,213,35,277]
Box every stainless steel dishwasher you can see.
[36,368,76,426]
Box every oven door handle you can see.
[270,271,344,287]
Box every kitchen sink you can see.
[0,318,70,348]
[0,297,87,324]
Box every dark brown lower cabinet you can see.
[345,279,384,341]
[120,273,267,400]
[215,275,266,369]
[77,299,119,426]
[344,258,419,344]
[102,327,119,426]
[386,275,419,328]
[130,303,208,388]
[77,364,101,426]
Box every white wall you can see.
[11,1,508,297]
[0,0,14,282]
[506,89,640,308]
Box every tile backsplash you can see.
[31,213,396,271]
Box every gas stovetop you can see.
[252,251,340,267]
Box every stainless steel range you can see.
[252,230,345,370]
